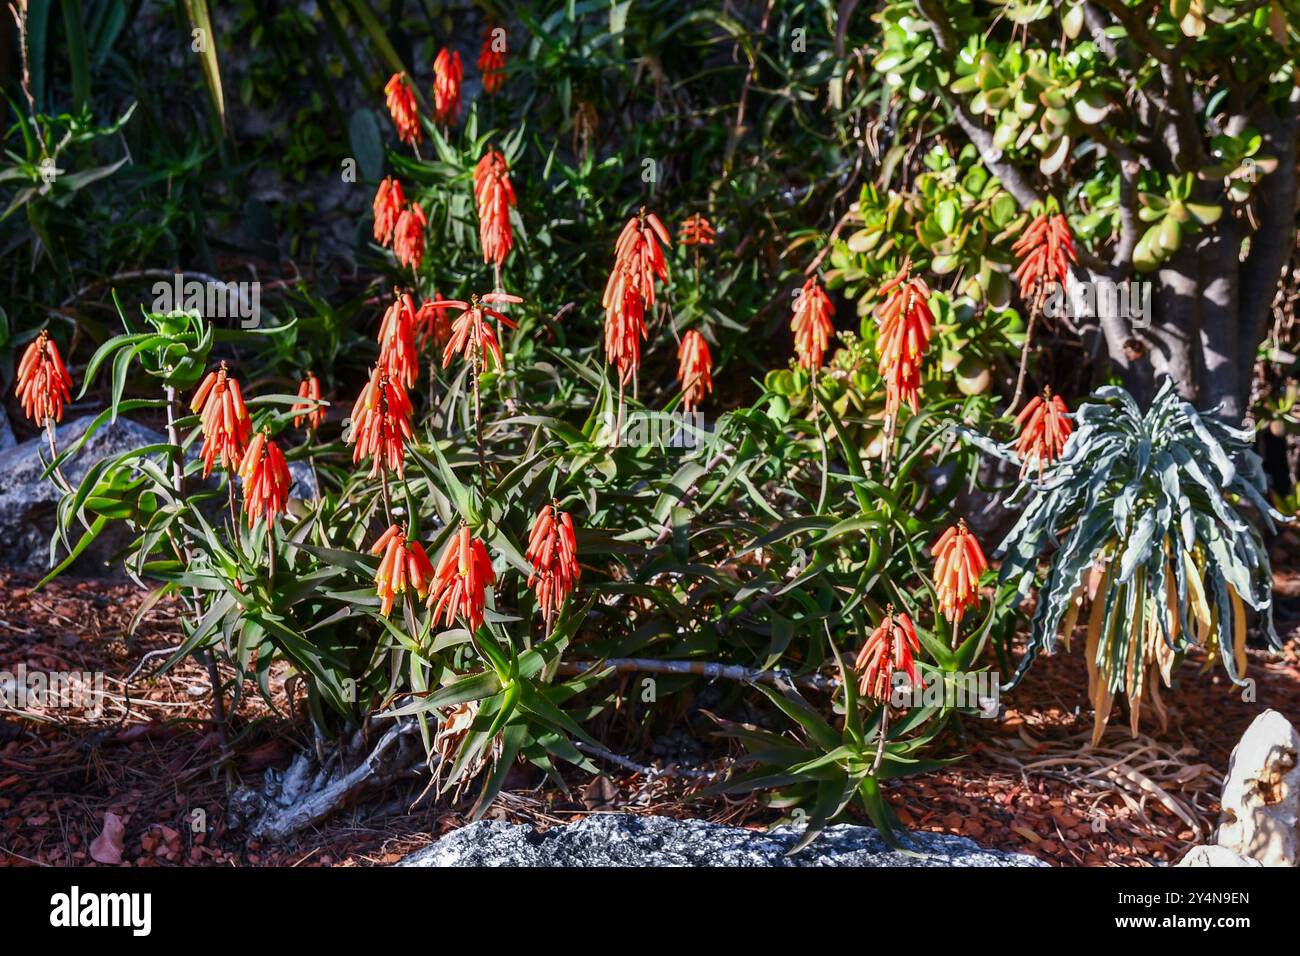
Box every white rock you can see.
[1176,844,1262,867]
[1215,708,1300,866]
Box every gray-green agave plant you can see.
[965,378,1280,742]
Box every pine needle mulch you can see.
[2,570,1297,868]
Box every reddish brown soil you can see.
[2,569,1298,867]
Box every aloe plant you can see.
[970,378,1281,743]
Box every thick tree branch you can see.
[1112,160,1141,271]
[1148,246,1202,404]
[916,0,1040,210]
[1083,3,1128,65]
[1091,0,1204,170]
[1198,221,1244,419]
[1082,265,1137,383]
[1238,85,1300,396]
[1158,61,1208,170]
[556,657,838,692]
[1092,0,1175,64]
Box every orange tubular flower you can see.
[473,148,516,266]
[428,525,496,632]
[1014,386,1073,480]
[678,212,716,247]
[371,523,435,618]
[676,330,713,412]
[602,264,647,386]
[855,606,920,702]
[526,503,580,625]
[932,519,988,636]
[347,366,414,478]
[432,48,462,125]
[15,330,73,425]
[478,25,507,95]
[875,265,934,423]
[378,290,420,388]
[292,371,326,430]
[415,295,453,350]
[393,203,427,271]
[608,208,670,309]
[191,362,252,478]
[238,432,291,528]
[1012,211,1076,297]
[373,177,406,247]
[601,208,669,387]
[437,292,521,370]
[791,277,835,371]
[384,73,422,146]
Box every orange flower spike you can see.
[600,209,668,387]
[678,213,716,247]
[874,264,934,423]
[854,606,920,702]
[393,204,428,271]
[478,25,507,95]
[610,208,670,307]
[432,48,463,125]
[1013,386,1073,480]
[526,504,581,624]
[427,526,496,631]
[238,432,290,529]
[373,177,406,247]
[790,277,835,370]
[383,73,422,146]
[292,371,326,430]
[602,266,647,385]
[370,524,434,617]
[15,330,74,425]
[346,367,413,478]
[438,293,520,370]
[931,519,988,635]
[1012,212,1076,296]
[191,362,252,478]
[378,290,420,388]
[875,267,934,369]
[473,148,516,266]
[676,330,713,412]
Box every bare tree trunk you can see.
[1198,223,1243,421]
[1146,249,1201,406]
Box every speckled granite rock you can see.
[0,415,164,572]
[399,813,1048,867]
[0,413,317,572]
[0,407,15,452]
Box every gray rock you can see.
[0,414,317,573]
[0,406,15,451]
[0,414,167,573]
[398,813,1048,868]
